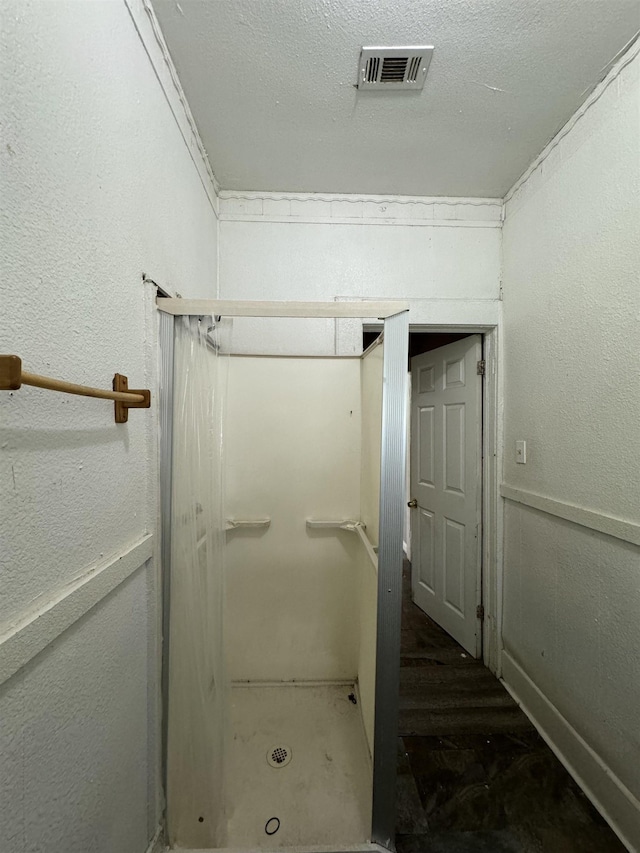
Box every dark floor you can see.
[395,563,627,853]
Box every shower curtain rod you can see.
[0,355,151,423]
[156,297,409,319]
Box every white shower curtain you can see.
[167,315,230,848]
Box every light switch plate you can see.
[516,440,527,463]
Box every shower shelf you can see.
[306,520,378,570]
[355,524,378,571]
[306,520,362,532]
[225,518,271,530]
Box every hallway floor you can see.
[395,564,626,853]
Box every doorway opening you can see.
[364,327,486,662]
[363,327,624,852]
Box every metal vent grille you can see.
[364,56,380,83]
[358,46,434,91]
[407,56,422,83]
[380,57,408,82]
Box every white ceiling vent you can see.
[357,46,434,91]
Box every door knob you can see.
[407,499,418,508]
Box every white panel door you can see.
[410,336,482,656]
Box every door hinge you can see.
[477,359,486,376]
[476,604,485,621]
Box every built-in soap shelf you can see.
[355,525,378,571]
[225,518,271,531]
[306,519,378,570]
[306,519,363,532]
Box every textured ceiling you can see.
[152,0,639,197]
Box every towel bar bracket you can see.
[113,373,152,423]
[0,355,21,390]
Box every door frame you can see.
[407,323,502,674]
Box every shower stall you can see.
[158,299,409,852]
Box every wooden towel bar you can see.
[0,355,151,423]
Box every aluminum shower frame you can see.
[158,299,409,850]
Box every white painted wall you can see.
[0,572,150,853]
[225,357,362,681]
[0,2,218,851]
[218,193,503,353]
[501,44,640,849]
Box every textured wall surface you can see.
[0,572,150,853]
[0,2,218,851]
[502,44,640,839]
[219,194,502,353]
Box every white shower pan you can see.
[227,684,371,848]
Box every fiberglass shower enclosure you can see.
[159,299,409,852]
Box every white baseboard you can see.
[501,650,640,852]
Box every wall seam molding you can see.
[219,191,502,205]
[0,535,153,686]
[220,214,501,228]
[500,484,640,547]
[122,0,220,216]
[503,33,640,212]
[218,191,503,225]
[501,650,640,852]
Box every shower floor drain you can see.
[266,744,292,768]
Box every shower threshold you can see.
[195,846,386,853]
[226,683,373,850]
